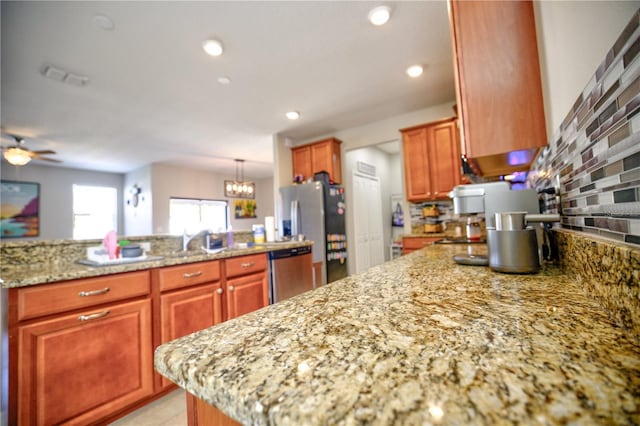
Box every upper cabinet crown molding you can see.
[449,0,547,176]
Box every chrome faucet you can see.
[182,229,209,252]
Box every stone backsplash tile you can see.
[555,229,639,337]
[531,10,640,246]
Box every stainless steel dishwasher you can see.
[268,245,314,303]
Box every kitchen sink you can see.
[77,255,165,267]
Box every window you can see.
[73,185,118,239]
[169,198,228,235]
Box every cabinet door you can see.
[450,0,546,166]
[292,146,312,181]
[311,139,342,184]
[18,299,153,426]
[159,283,223,388]
[402,127,432,201]
[428,120,462,199]
[226,272,269,320]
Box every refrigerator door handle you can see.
[291,200,300,236]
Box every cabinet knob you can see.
[228,286,235,292]
[216,288,223,295]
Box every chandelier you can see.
[224,159,255,199]
[3,147,32,166]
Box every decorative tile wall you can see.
[530,10,640,247]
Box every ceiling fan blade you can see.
[30,149,57,155]
[31,154,62,163]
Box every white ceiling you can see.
[1,1,455,178]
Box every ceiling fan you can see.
[1,134,61,166]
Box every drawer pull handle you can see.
[182,271,203,278]
[78,310,110,322]
[78,288,110,297]
[241,262,255,268]
[216,288,223,295]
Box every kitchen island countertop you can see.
[1,241,312,288]
[155,243,639,425]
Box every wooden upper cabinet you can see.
[449,0,547,176]
[291,137,342,184]
[292,147,312,182]
[430,120,462,197]
[402,126,432,200]
[401,118,462,202]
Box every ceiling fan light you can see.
[3,147,32,166]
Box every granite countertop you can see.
[155,243,640,425]
[1,241,312,288]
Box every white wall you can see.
[344,147,395,272]
[535,1,640,140]
[150,163,274,234]
[123,165,153,236]
[1,164,124,239]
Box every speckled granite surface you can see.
[155,243,640,425]
[0,240,311,288]
[555,229,640,337]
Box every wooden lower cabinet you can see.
[16,298,154,425]
[226,271,269,320]
[186,392,240,426]
[159,282,224,388]
[402,237,442,255]
[10,255,269,425]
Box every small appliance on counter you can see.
[449,182,559,273]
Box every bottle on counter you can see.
[227,226,234,248]
[253,224,265,244]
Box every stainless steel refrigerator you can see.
[280,181,347,285]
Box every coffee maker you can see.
[449,182,559,273]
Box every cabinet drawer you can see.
[157,260,221,292]
[17,271,150,321]
[226,254,267,278]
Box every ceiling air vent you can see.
[41,64,89,87]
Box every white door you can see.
[353,173,384,274]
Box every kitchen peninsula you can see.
[2,235,313,425]
[155,236,639,425]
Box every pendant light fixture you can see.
[224,159,255,199]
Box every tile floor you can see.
[110,389,187,426]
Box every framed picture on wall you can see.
[0,180,40,238]
[234,199,257,219]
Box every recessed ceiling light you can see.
[368,6,391,26]
[93,14,114,31]
[286,111,300,120]
[217,76,231,85]
[406,65,423,78]
[202,39,223,56]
